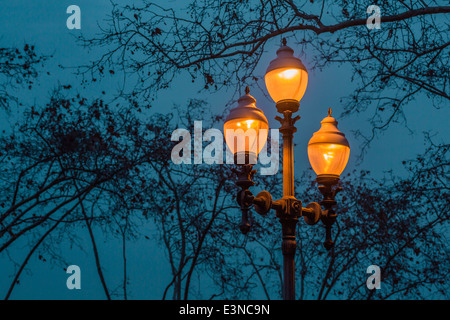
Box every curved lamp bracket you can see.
[253,191,272,216]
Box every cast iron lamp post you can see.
[223,39,350,300]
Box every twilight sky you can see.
[0,0,448,299]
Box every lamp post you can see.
[223,39,350,300]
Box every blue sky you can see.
[0,0,448,299]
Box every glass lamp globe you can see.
[307,109,350,179]
[264,40,308,107]
[224,87,269,164]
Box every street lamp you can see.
[224,39,350,300]
[308,108,350,251]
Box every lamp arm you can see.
[234,164,342,247]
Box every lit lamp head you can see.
[264,39,308,113]
[224,87,269,164]
[307,108,350,185]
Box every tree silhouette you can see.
[0,84,155,298]
[75,0,449,299]
[1,82,448,299]
[0,44,47,111]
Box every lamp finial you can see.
[245,86,250,95]
[282,38,287,46]
[328,108,332,117]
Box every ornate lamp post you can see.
[223,40,350,300]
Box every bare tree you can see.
[2,85,448,299]
[0,85,155,299]
[81,0,449,149]
[289,138,449,300]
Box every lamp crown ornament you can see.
[266,44,307,75]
